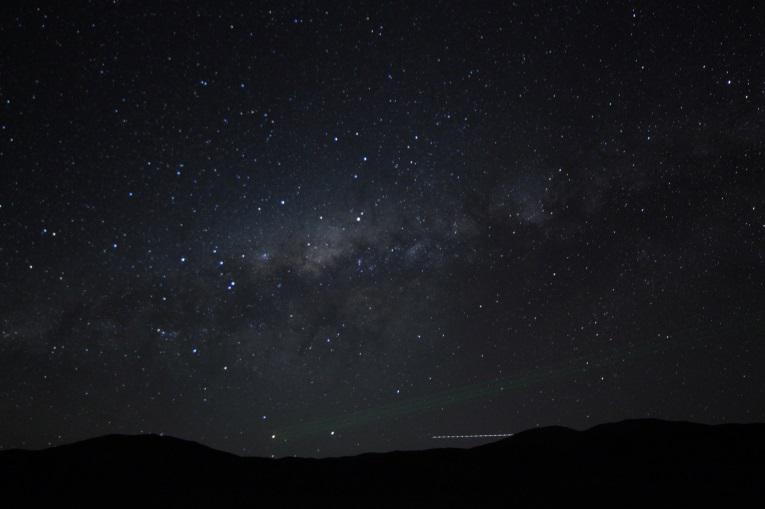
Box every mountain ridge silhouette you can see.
[2,419,763,507]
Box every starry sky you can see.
[1,1,763,457]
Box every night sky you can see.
[1,1,763,457]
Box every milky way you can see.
[1,2,763,457]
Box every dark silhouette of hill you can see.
[1,419,763,507]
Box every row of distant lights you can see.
[431,433,514,439]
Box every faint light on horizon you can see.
[431,433,514,439]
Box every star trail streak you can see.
[431,434,514,440]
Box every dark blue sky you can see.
[1,1,763,457]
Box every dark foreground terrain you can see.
[1,419,763,507]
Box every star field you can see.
[0,2,763,457]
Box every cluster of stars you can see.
[0,1,762,459]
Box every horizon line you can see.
[431,433,514,439]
